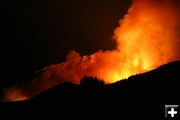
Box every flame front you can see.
[3,0,180,102]
[2,88,29,102]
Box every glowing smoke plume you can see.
[3,0,180,102]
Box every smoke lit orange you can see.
[3,0,180,102]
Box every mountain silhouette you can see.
[1,60,180,118]
[32,60,179,102]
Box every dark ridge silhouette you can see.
[0,60,180,118]
[80,76,105,95]
[35,82,79,99]
[106,61,179,100]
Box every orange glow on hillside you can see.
[3,88,29,102]
[3,0,180,102]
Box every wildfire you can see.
[2,88,29,102]
[3,0,180,102]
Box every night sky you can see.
[1,0,131,87]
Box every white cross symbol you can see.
[168,108,177,117]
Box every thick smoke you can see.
[3,0,180,101]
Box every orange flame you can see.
[3,0,180,102]
[2,88,29,102]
